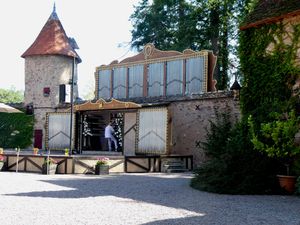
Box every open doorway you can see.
[77,110,124,153]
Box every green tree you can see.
[0,86,23,103]
[130,0,196,51]
[130,0,249,90]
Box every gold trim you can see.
[166,108,170,154]
[134,110,140,153]
[96,49,209,71]
[94,44,216,97]
[72,98,141,112]
[94,70,99,99]
[45,113,49,149]
[203,55,208,92]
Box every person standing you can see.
[104,121,118,151]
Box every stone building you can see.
[21,6,240,170]
[21,6,81,149]
[49,43,239,169]
[16,0,300,172]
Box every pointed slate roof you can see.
[240,0,300,30]
[21,5,81,62]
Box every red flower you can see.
[96,157,109,166]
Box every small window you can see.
[59,85,65,103]
[43,87,50,97]
[59,84,71,103]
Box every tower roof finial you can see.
[49,2,58,20]
[53,2,56,13]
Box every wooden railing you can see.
[2,154,193,174]
[4,154,72,174]
[124,155,193,173]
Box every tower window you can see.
[59,84,71,103]
[43,87,50,97]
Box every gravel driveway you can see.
[0,172,299,225]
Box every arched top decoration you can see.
[72,99,141,112]
[95,44,218,99]
[97,43,213,69]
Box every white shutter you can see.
[137,107,168,154]
[46,113,75,150]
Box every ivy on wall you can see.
[0,113,34,148]
[239,22,300,124]
[191,18,300,194]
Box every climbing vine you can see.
[192,16,300,194]
[239,22,300,124]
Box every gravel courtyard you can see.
[0,172,299,225]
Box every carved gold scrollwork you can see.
[144,43,154,59]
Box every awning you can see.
[0,103,22,113]
[73,98,142,112]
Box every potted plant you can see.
[249,110,300,193]
[42,157,58,175]
[33,148,39,155]
[95,157,109,175]
[64,148,69,156]
[0,155,5,171]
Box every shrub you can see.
[296,177,300,195]
[191,113,279,194]
[249,111,300,175]
[0,113,33,148]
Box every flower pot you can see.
[0,161,4,171]
[277,175,297,193]
[42,164,57,175]
[95,165,109,175]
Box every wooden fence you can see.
[124,155,193,173]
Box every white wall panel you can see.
[113,67,127,99]
[47,113,75,150]
[148,63,164,97]
[137,108,168,154]
[98,69,111,99]
[128,65,144,98]
[167,60,183,96]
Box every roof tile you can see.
[21,9,81,62]
[240,0,300,30]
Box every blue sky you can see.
[0,0,139,97]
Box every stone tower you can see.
[21,5,81,148]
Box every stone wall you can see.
[24,55,78,148]
[24,55,78,107]
[168,92,240,168]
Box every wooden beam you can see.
[240,9,300,31]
